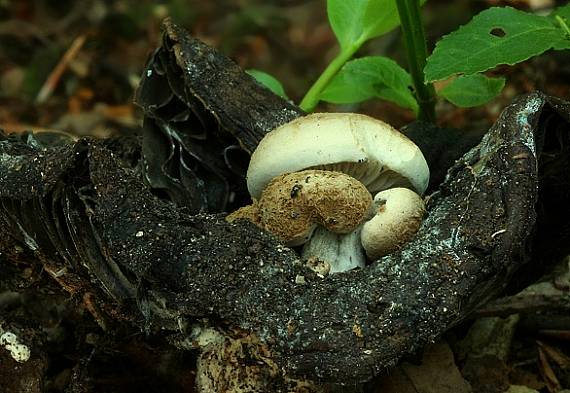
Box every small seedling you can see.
[248,1,570,123]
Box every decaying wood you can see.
[2,20,570,387]
[155,18,304,154]
[474,257,570,317]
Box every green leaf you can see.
[553,3,570,20]
[362,0,427,41]
[328,0,368,49]
[439,74,505,107]
[327,0,427,50]
[319,56,418,112]
[552,4,570,49]
[246,69,288,99]
[425,7,570,82]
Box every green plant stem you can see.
[556,15,570,37]
[396,0,436,123]
[299,39,364,112]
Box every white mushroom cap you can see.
[247,113,430,199]
[361,187,425,260]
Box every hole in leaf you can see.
[490,28,506,37]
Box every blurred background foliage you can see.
[0,0,568,138]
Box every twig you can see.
[474,284,570,317]
[35,34,87,104]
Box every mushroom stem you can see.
[302,226,366,273]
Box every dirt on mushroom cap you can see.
[226,201,262,226]
[259,170,372,245]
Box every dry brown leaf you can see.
[538,343,562,393]
[539,341,570,370]
[373,342,472,393]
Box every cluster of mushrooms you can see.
[228,113,429,273]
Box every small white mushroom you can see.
[361,187,426,260]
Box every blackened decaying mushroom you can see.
[1,92,569,385]
[135,18,303,214]
[1,20,570,387]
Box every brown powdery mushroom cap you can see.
[258,169,372,246]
